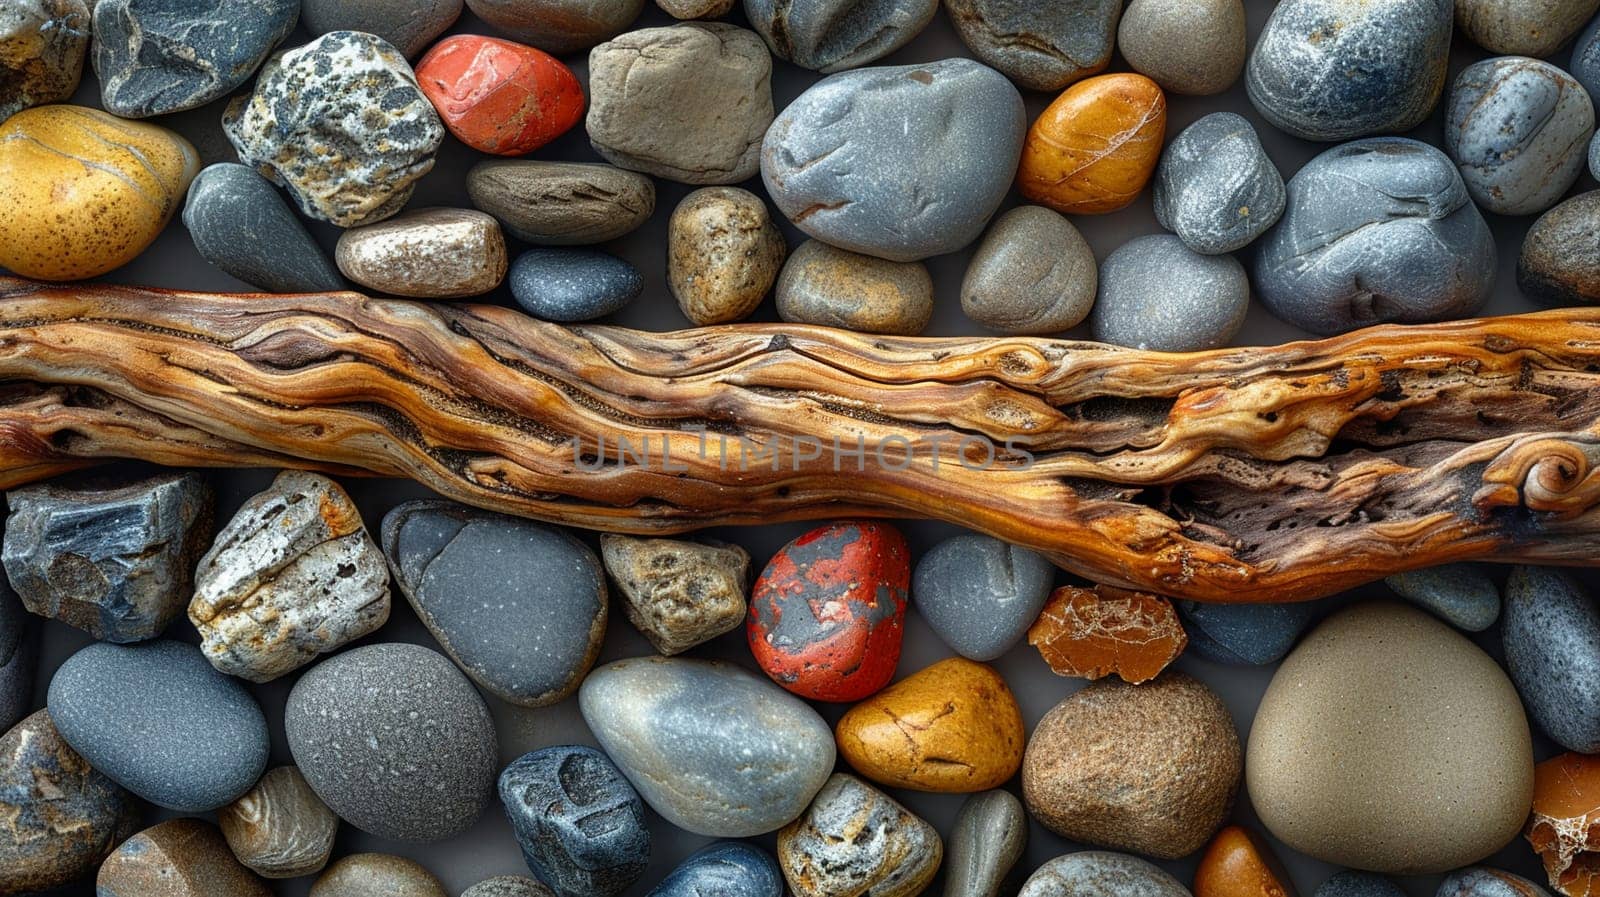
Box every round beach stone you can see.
[1118,0,1245,96]
[301,0,462,59]
[778,773,942,897]
[945,791,1026,897]
[961,206,1097,335]
[1018,73,1166,216]
[776,240,933,335]
[223,31,444,228]
[669,187,787,325]
[499,746,649,897]
[763,58,1023,262]
[467,0,644,54]
[310,854,447,897]
[1246,0,1452,142]
[1177,600,1318,667]
[47,639,267,813]
[1518,189,1600,304]
[1248,602,1535,874]
[285,643,497,842]
[1503,566,1600,754]
[1154,112,1285,255]
[1458,0,1600,57]
[1194,826,1295,897]
[218,766,338,880]
[1018,852,1190,897]
[944,0,1119,92]
[510,247,644,322]
[91,0,297,118]
[744,0,935,73]
[1091,235,1249,352]
[466,878,558,897]
[98,819,270,897]
[467,160,655,246]
[648,843,783,897]
[600,534,750,656]
[0,105,197,281]
[184,163,345,293]
[912,533,1054,661]
[1445,57,1595,216]
[578,656,835,837]
[336,208,508,299]
[1384,563,1501,632]
[0,0,89,122]
[588,23,772,184]
[416,35,584,156]
[1255,138,1496,335]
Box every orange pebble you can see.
[1194,825,1298,897]
[1529,752,1600,897]
[1017,73,1167,215]
[1027,584,1187,683]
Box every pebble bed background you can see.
[16,1,1593,895]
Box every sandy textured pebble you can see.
[1384,563,1501,631]
[465,878,558,897]
[1247,0,1451,142]
[776,240,933,335]
[579,656,835,837]
[1193,826,1296,897]
[0,580,29,733]
[1503,566,1600,753]
[1438,867,1553,897]
[337,208,507,298]
[0,105,197,280]
[1093,235,1249,351]
[0,710,137,896]
[92,0,296,117]
[189,471,389,682]
[468,160,655,246]
[310,854,447,897]
[98,819,270,897]
[1519,189,1600,304]
[1315,872,1406,897]
[744,0,935,72]
[778,773,942,897]
[499,746,649,897]
[913,533,1054,661]
[658,0,733,17]
[763,58,1024,262]
[648,842,784,897]
[1027,585,1188,683]
[4,471,211,643]
[218,766,339,879]
[416,35,585,156]
[961,206,1097,334]
[1018,73,1166,215]
[944,791,1026,897]
[1528,752,1600,897]
[945,0,1118,92]
[1154,112,1284,255]
[511,247,645,322]
[224,31,443,227]
[1459,0,1600,57]
[301,0,461,58]
[601,534,750,656]
[1256,138,1496,335]
[1018,852,1192,897]
[1118,0,1245,95]
[1446,57,1595,216]
[1249,602,1534,874]
[467,0,644,53]
[184,163,344,293]
[669,187,786,325]
[0,0,88,121]
[1177,600,1318,667]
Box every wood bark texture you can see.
[0,276,1597,603]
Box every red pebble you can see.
[415,35,584,156]
[747,521,909,702]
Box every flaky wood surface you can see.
[0,277,1597,602]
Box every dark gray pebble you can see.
[647,842,783,897]
[1177,600,1318,666]
[1154,112,1284,255]
[744,0,935,72]
[464,878,558,897]
[1315,871,1407,897]
[499,746,650,897]
[0,574,32,733]
[301,0,462,59]
[184,163,344,294]
[1575,13,1600,101]
[1503,566,1600,753]
[1383,564,1500,632]
[1092,234,1249,351]
[1519,189,1600,305]
[912,534,1054,662]
[510,248,644,322]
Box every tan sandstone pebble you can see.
[776,239,933,335]
[669,187,788,325]
[1117,0,1247,96]
[311,853,448,897]
[601,534,750,655]
[1248,602,1534,875]
[97,819,271,897]
[779,773,943,897]
[1022,672,1241,859]
[218,766,339,879]
[466,160,655,246]
[336,208,508,299]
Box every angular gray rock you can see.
[1154,112,1285,255]
[913,533,1054,661]
[1018,852,1191,897]
[1384,564,1501,632]
[466,160,655,246]
[945,0,1119,92]
[466,0,645,54]
[0,0,90,123]
[1092,235,1250,351]
[744,0,936,73]
[184,162,345,293]
[498,746,650,897]
[944,791,1027,897]
[961,206,1097,335]
[300,0,462,59]
[601,535,750,656]
[0,573,32,733]
[1503,566,1600,754]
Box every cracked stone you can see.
[498,746,650,897]
[1027,585,1187,684]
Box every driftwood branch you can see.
[0,276,1597,602]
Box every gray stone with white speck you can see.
[300,0,462,59]
[184,163,344,293]
[579,656,835,838]
[1502,565,1600,754]
[499,746,650,897]
[1255,138,1496,335]
[1154,112,1284,255]
[944,790,1026,897]
[0,575,32,733]
[464,878,557,897]
[744,0,935,73]
[913,534,1054,662]
[1575,13,1600,101]
[1017,851,1189,897]
[286,642,497,842]
[648,842,783,897]
[944,0,1119,92]
[47,639,268,813]
[509,247,643,322]
[0,0,90,123]
[1384,564,1501,632]
[1091,235,1249,352]
[961,206,1097,335]
[1315,871,1406,897]
[1246,0,1452,143]
[762,58,1024,263]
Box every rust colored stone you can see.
[1027,585,1187,683]
[1529,752,1600,897]
[1018,73,1167,215]
[1194,825,1297,897]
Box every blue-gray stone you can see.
[92,0,298,118]
[0,573,32,733]
[946,0,1120,92]
[1091,234,1249,351]
[1154,112,1285,255]
[285,642,497,842]
[1574,12,1600,101]
[300,0,462,59]
[761,58,1025,263]
[1384,564,1500,632]
[1445,57,1595,217]
[1017,852,1189,897]
[510,248,643,322]
[1177,600,1317,666]
[1592,130,1600,180]
[647,842,783,897]
[1255,138,1496,335]
[184,163,345,294]
[912,533,1054,662]
[1246,0,1451,142]
[499,746,649,897]
[1436,867,1554,897]
[3,471,213,643]
[46,639,268,813]
[1502,565,1600,753]
[1315,871,1406,897]
[381,501,606,708]
[743,0,935,73]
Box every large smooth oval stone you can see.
[1248,602,1534,874]
[1519,189,1600,305]
[578,656,835,838]
[762,58,1024,262]
[47,639,268,812]
[1503,566,1600,754]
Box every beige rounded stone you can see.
[669,186,787,325]
[1247,601,1534,874]
[98,819,271,897]
[336,207,508,299]
[776,239,933,335]
[311,853,447,897]
[218,766,338,879]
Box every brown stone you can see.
[776,239,933,335]
[669,186,787,325]
[1194,825,1298,897]
[97,819,271,897]
[218,766,338,879]
[600,534,750,655]
[1027,585,1187,683]
[1018,73,1167,215]
[1529,752,1600,897]
[311,853,448,897]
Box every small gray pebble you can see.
[301,0,462,59]
[762,58,1024,263]
[1592,129,1600,179]
[945,0,1118,92]
[1255,138,1496,335]
[1154,112,1284,255]
[499,746,649,897]
[510,248,644,322]
[0,576,33,733]
[944,790,1026,897]
[466,160,655,246]
[467,0,645,54]
[1091,235,1249,351]
[47,639,268,813]
[1177,600,1318,666]
[1316,871,1406,897]
[1384,564,1501,632]
[1574,13,1600,100]
[1118,0,1246,96]
[1458,0,1600,57]
[184,163,344,293]
[913,534,1054,661]
[0,0,90,122]
[745,0,935,73]
[961,206,1097,334]
[1519,188,1600,304]
[647,842,783,897]
[1445,56,1595,216]
[1436,867,1554,897]
[1017,851,1190,897]
[1246,0,1452,142]
[464,878,557,897]
[776,239,933,335]
[1502,565,1600,753]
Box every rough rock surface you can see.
[668,187,787,325]
[778,774,943,897]
[744,0,936,72]
[97,819,271,897]
[1519,189,1600,305]
[218,766,339,879]
[1503,566,1600,754]
[1027,585,1188,684]
[601,535,750,655]
[0,578,29,733]
[498,746,650,897]
[0,0,90,122]
[1528,752,1600,897]
[336,207,508,299]
[945,0,1119,92]
[467,160,655,246]
[648,843,783,897]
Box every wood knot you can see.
[1474,438,1600,518]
